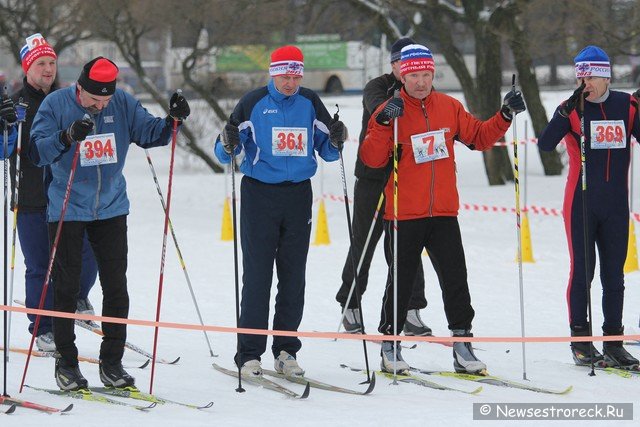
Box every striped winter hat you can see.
[20,33,57,74]
[574,45,611,79]
[400,44,435,76]
[269,45,304,77]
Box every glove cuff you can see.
[59,130,72,148]
[166,115,183,127]
[500,105,513,122]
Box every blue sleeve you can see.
[310,95,339,162]
[29,99,71,166]
[126,93,172,148]
[538,107,571,151]
[214,108,244,164]
[1,125,17,159]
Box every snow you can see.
[2,89,640,426]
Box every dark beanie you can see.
[390,37,416,63]
[78,57,119,96]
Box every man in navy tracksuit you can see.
[30,56,191,390]
[539,45,639,369]
[214,45,346,377]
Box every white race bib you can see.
[272,127,308,157]
[410,129,448,164]
[589,120,626,149]
[80,133,118,167]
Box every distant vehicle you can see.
[209,37,385,95]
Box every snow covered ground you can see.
[1,88,640,426]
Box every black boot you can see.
[99,360,136,388]
[570,325,604,366]
[55,358,88,391]
[603,327,639,369]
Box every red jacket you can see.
[360,88,511,220]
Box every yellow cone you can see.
[624,218,639,273]
[519,213,535,263]
[313,199,330,245]
[221,197,233,241]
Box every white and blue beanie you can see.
[574,45,611,79]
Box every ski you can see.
[14,299,180,364]
[0,346,149,369]
[569,363,640,378]
[410,366,573,395]
[0,395,72,414]
[25,385,156,410]
[90,386,213,409]
[262,368,376,395]
[213,363,310,399]
[340,364,482,394]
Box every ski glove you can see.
[500,90,526,121]
[61,117,94,147]
[221,122,240,154]
[329,120,348,151]
[0,96,17,125]
[633,88,640,103]
[558,81,586,118]
[169,92,190,121]
[375,97,404,126]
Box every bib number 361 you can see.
[272,127,308,156]
[80,133,117,167]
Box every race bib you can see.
[26,33,47,50]
[80,133,117,167]
[272,127,308,156]
[410,129,448,164]
[589,120,626,149]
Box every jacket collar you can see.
[22,76,57,100]
[401,86,434,107]
[268,79,299,103]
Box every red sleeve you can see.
[456,104,511,151]
[359,103,394,168]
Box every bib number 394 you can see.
[272,127,308,156]
[80,133,117,167]
[590,120,626,149]
[411,129,448,164]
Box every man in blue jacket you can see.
[30,56,190,390]
[538,45,639,369]
[214,45,347,377]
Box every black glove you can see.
[633,88,640,103]
[558,81,586,118]
[61,118,94,147]
[0,96,17,125]
[375,97,404,126]
[500,90,526,121]
[329,120,348,151]
[169,92,190,120]
[221,122,240,154]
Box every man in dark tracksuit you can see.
[11,34,98,352]
[538,45,639,369]
[335,38,430,337]
[215,45,344,377]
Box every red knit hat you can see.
[269,45,304,77]
[78,57,119,96]
[20,33,57,74]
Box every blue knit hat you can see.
[574,45,610,79]
[390,38,415,63]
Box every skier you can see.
[214,45,346,377]
[538,45,639,369]
[29,56,191,390]
[360,44,525,374]
[10,33,100,353]
[335,37,431,337]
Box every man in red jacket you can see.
[360,44,525,374]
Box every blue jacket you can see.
[214,79,339,183]
[30,84,174,222]
[1,123,17,158]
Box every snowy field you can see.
[1,87,640,426]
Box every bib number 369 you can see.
[590,120,626,149]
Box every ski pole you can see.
[334,105,372,383]
[228,125,244,393]
[2,86,9,396]
[510,75,527,381]
[19,115,86,392]
[578,86,596,377]
[150,100,181,394]
[6,100,27,361]
[391,90,400,384]
[143,149,217,357]
[337,190,384,332]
